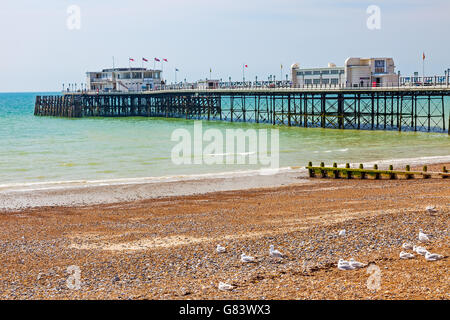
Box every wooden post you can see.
[405,165,412,179]
[389,164,396,180]
[333,162,339,179]
[345,163,352,179]
[320,162,326,178]
[359,164,366,179]
[423,165,430,179]
[373,164,380,180]
[308,161,315,178]
[443,166,448,179]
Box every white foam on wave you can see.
[204,152,257,156]
[0,166,298,193]
[1,154,449,194]
[313,148,349,153]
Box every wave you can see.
[313,148,349,153]
[1,155,449,193]
[0,166,296,193]
[204,152,257,156]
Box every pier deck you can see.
[35,87,450,133]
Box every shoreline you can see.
[1,155,450,211]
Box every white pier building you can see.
[291,57,399,87]
[86,68,163,92]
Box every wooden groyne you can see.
[35,87,450,133]
[307,162,450,180]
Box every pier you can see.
[35,86,450,133]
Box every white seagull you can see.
[240,253,256,263]
[413,245,429,256]
[425,252,444,262]
[337,259,355,270]
[269,245,284,258]
[402,242,414,250]
[425,206,437,214]
[218,282,235,291]
[399,251,415,259]
[338,229,346,236]
[418,229,431,242]
[349,258,366,269]
[216,244,226,253]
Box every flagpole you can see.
[422,53,425,86]
[280,63,283,83]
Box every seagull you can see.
[218,282,235,291]
[418,229,431,242]
[216,244,226,253]
[338,229,346,236]
[413,245,429,256]
[399,251,415,259]
[240,253,255,263]
[349,258,366,269]
[425,206,437,214]
[402,242,414,250]
[425,252,444,262]
[269,245,284,258]
[337,259,355,270]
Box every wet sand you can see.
[0,162,448,299]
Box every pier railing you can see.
[65,75,450,94]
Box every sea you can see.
[1,92,449,187]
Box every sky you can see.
[0,0,449,92]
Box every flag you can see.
[245,64,248,68]
[142,58,148,62]
[422,52,425,60]
[210,68,212,73]
[155,58,160,62]
[163,58,168,62]
[129,58,135,62]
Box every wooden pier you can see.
[35,87,450,133]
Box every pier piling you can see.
[34,87,449,133]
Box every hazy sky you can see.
[1,0,449,92]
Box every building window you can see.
[304,71,312,75]
[322,79,329,84]
[313,79,321,84]
[296,71,303,76]
[313,71,321,75]
[374,60,386,73]
[331,78,339,84]
[305,79,312,84]
[330,70,339,74]
[321,70,330,75]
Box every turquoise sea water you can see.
[1,92,449,185]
